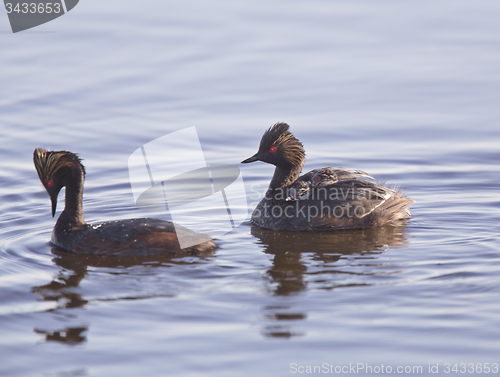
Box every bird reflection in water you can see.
[251,221,410,338]
[34,327,87,345]
[31,247,215,345]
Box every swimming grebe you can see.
[241,123,414,231]
[34,148,216,256]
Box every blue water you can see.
[1,1,500,376]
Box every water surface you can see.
[1,1,500,376]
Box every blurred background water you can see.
[1,1,500,376]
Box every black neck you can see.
[268,163,303,191]
[57,169,85,227]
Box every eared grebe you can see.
[241,123,414,231]
[34,148,216,256]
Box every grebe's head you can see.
[34,148,85,217]
[241,122,305,169]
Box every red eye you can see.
[270,146,277,152]
[47,180,54,186]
